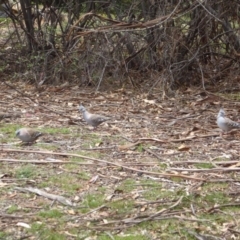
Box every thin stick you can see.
[2,149,205,181]
[137,133,219,143]
[169,160,240,165]
[143,147,165,161]
[0,158,93,165]
[15,187,73,206]
[167,167,240,172]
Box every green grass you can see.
[0,124,21,142]
[195,163,214,168]
[81,193,105,211]
[78,171,90,180]
[15,164,38,178]
[44,127,71,135]
[109,199,135,214]
[116,179,137,193]
[98,233,149,240]
[0,231,8,239]
[29,223,66,240]
[39,209,64,218]
[6,204,19,214]
[48,174,80,193]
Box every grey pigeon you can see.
[16,128,42,143]
[217,108,240,135]
[79,105,108,128]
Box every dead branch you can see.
[207,203,240,213]
[168,160,240,165]
[0,158,93,165]
[167,167,240,172]
[136,133,219,143]
[15,187,73,206]
[2,149,205,181]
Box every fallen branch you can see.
[68,205,107,222]
[207,203,240,212]
[136,133,219,143]
[2,149,205,181]
[0,158,93,165]
[167,167,240,172]
[168,160,240,165]
[143,147,165,161]
[15,187,73,206]
[118,141,142,150]
[98,196,184,226]
[90,197,210,229]
[0,213,25,219]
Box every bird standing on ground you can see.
[217,108,240,136]
[16,128,42,143]
[79,105,109,129]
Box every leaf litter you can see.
[0,82,240,239]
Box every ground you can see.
[0,81,240,240]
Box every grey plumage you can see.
[16,128,42,143]
[79,105,108,128]
[217,108,240,132]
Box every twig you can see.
[167,167,240,172]
[207,203,240,212]
[143,147,165,161]
[0,158,93,165]
[118,141,142,150]
[80,146,116,151]
[136,133,219,143]
[229,228,240,234]
[168,160,240,165]
[0,213,24,219]
[120,135,135,143]
[88,213,210,231]
[68,205,107,222]
[3,149,205,181]
[98,197,184,226]
[96,61,108,92]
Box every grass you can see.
[6,204,18,214]
[44,127,71,135]
[29,223,67,240]
[39,209,64,218]
[82,193,105,209]
[15,164,39,178]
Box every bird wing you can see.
[225,117,240,128]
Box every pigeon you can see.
[79,105,109,128]
[16,128,42,143]
[217,108,240,135]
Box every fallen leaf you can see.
[89,175,99,183]
[67,209,76,215]
[143,99,156,104]
[16,222,31,229]
[178,144,190,151]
